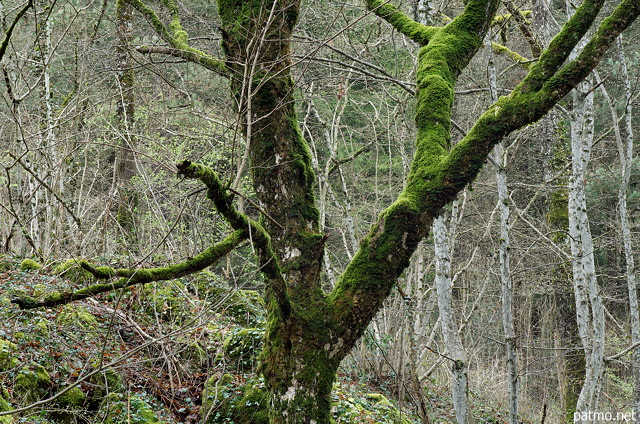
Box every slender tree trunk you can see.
[487,35,518,424]
[433,205,469,424]
[568,76,605,421]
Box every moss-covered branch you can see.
[328,0,638,357]
[365,0,439,46]
[521,0,605,91]
[0,0,32,62]
[491,42,531,70]
[176,160,291,316]
[11,230,247,309]
[125,0,229,77]
[327,0,500,355]
[541,0,640,100]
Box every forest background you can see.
[0,0,639,423]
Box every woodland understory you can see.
[0,0,639,423]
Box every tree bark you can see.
[433,207,469,424]
[568,76,605,420]
[615,37,640,421]
[488,39,518,424]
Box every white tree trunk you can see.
[568,76,605,421]
[487,34,518,424]
[434,204,469,424]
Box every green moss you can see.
[233,383,269,424]
[19,258,41,272]
[56,386,85,407]
[34,319,49,334]
[89,368,125,401]
[54,259,95,285]
[180,342,207,367]
[56,304,97,328]
[365,393,391,405]
[491,11,531,25]
[491,42,531,68]
[14,364,51,403]
[366,0,439,45]
[0,394,12,424]
[91,265,116,279]
[202,373,234,417]
[0,385,11,423]
[42,292,64,305]
[332,390,414,423]
[0,340,18,372]
[49,386,86,423]
[32,284,47,298]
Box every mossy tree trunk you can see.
[12,0,640,422]
[218,2,338,421]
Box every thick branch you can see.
[327,0,500,356]
[125,0,228,77]
[521,0,605,91]
[365,0,439,46]
[11,230,247,309]
[330,0,638,359]
[542,0,640,100]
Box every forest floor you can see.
[0,254,523,423]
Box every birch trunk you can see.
[568,76,605,421]
[433,203,469,424]
[487,35,518,424]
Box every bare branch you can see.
[7,151,81,226]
